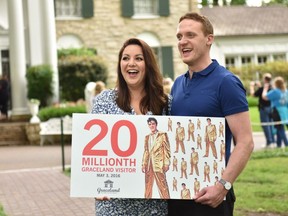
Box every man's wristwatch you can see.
[219,179,232,190]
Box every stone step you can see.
[0,122,29,146]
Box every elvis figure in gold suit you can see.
[175,122,185,154]
[142,117,171,199]
[204,118,218,159]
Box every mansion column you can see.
[41,0,59,103]
[7,0,29,117]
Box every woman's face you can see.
[120,44,146,89]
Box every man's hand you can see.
[193,183,227,208]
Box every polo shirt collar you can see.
[184,59,219,78]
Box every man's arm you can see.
[224,111,254,184]
[194,111,254,207]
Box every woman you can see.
[91,38,171,215]
[262,76,288,148]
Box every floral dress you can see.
[91,89,171,216]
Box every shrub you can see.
[230,61,288,92]
[38,105,86,121]
[58,47,97,58]
[58,55,108,101]
[26,64,54,107]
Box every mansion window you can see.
[134,0,158,16]
[121,0,170,17]
[55,0,93,19]
[55,0,81,18]
[273,54,286,61]
[241,56,252,66]
[225,57,236,69]
[257,55,268,65]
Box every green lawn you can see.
[0,205,6,216]
[234,148,288,216]
[249,106,262,132]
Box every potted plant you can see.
[29,98,40,123]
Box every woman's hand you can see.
[95,196,110,201]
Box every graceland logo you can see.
[97,187,120,194]
[97,179,120,194]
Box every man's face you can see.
[207,119,211,125]
[176,19,213,68]
[148,121,157,133]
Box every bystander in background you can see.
[262,76,288,148]
[163,77,174,94]
[92,81,106,105]
[0,74,10,120]
[250,73,275,148]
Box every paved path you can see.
[0,145,94,216]
[0,133,269,216]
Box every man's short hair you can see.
[147,117,157,125]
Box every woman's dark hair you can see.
[116,38,168,115]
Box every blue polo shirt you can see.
[171,59,248,162]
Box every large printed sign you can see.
[70,114,226,200]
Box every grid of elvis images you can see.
[145,116,226,200]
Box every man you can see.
[203,161,211,183]
[180,157,187,179]
[180,183,191,199]
[193,178,200,196]
[213,159,218,174]
[220,140,226,162]
[175,122,185,154]
[142,117,171,199]
[172,177,178,191]
[189,147,199,176]
[168,117,173,132]
[169,12,254,216]
[196,133,202,150]
[250,73,275,148]
[219,121,224,138]
[187,119,195,141]
[172,155,178,172]
[204,118,218,159]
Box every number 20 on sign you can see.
[82,119,138,157]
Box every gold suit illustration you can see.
[190,147,199,176]
[213,160,218,174]
[172,156,178,172]
[204,162,210,183]
[220,140,225,162]
[181,183,191,199]
[187,119,195,142]
[175,122,185,154]
[219,122,224,138]
[168,117,172,132]
[173,177,177,191]
[180,158,187,179]
[142,117,171,199]
[197,118,201,130]
[197,134,202,150]
[204,118,217,159]
[194,178,200,195]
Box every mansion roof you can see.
[200,5,288,36]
